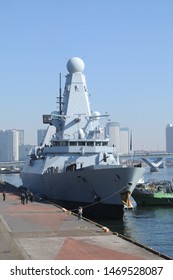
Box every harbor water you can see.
[1,166,173,259]
[98,166,173,259]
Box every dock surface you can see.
[0,182,170,260]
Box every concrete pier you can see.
[0,181,171,260]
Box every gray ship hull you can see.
[21,166,144,219]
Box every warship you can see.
[21,57,144,219]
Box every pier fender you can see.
[102,226,110,233]
[62,207,68,212]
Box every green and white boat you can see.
[133,179,173,206]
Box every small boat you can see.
[0,167,21,174]
[133,179,173,205]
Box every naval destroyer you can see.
[21,57,144,219]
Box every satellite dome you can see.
[67,57,85,73]
[92,111,100,120]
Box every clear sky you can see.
[0,0,173,151]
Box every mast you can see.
[130,129,133,153]
[130,129,133,166]
[59,73,62,115]
[56,73,63,115]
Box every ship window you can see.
[96,142,101,146]
[61,141,68,146]
[78,142,86,146]
[102,142,108,146]
[70,142,77,146]
[87,142,94,146]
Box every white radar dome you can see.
[67,57,85,73]
[92,111,100,120]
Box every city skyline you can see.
[0,123,169,153]
[0,122,169,151]
[0,123,171,165]
[1,1,173,150]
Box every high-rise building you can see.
[19,144,33,161]
[0,129,24,161]
[106,122,120,152]
[37,129,47,146]
[166,124,173,152]
[120,127,129,154]
[106,122,130,154]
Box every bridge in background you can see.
[1,152,173,172]
[0,161,25,169]
[120,152,173,172]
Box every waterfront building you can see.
[0,129,24,161]
[106,122,130,154]
[120,127,129,155]
[166,124,173,152]
[106,122,120,153]
[19,144,33,161]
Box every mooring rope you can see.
[65,183,129,212]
